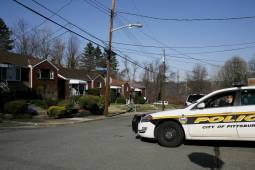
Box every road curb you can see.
[0,111,147,129]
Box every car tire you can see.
[156,121,184,147]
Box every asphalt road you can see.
[1,116,255,170]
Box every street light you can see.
[111,23,143,32]
[104,0,143,116]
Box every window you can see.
[38,69,54,80]
[241,90,255,106]
[0,68,6,81]
[50,71,54,79]
[198,91,236,109]
[97,82,102,88]
[21,68,29,81]
[0,67,21,81]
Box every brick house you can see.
[0,51,145,100]
[0,51,58,98]
[110,78,131,99]
[89,74,106,96]
[130,82,146,97]
[248,78,255,86]
[58,68,92,98]
[30,59,59,99]
[0,51,30,92]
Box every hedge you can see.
[115,97,126,104]
[3,100,28,115]
[78,95,104,115]
[86,88,100,96]
[134,96,146,104]
[47,106,67,119]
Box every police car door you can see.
[187,91,238,138]
[236,89,255,138]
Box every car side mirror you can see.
[197,103,205,109]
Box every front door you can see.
[188,91,238,138]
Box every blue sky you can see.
[1,0,255,80]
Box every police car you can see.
[132,86,255,147]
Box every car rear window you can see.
[241,90,255,106]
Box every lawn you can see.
[108,103,181,114]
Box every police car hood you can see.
[150,109,186,118]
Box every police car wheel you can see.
[157,121,184,147]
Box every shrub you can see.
[134,96,146,104]
[115,97,126,104]
[86,88,100,96]
[58,99,77,115]
[110,90,117,103]
[79,95,104,115]
[3,100,28,115]
[45,98,58,108]
[47,106,67,118]
[58,99,73,108]
[69,95,81,103]
[30,98,58,109]
[30,100,47,109]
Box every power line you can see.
[81,0,154,73]
[117,11,255,22]
[112,40,255,49]
[115,11,221,68]
[13,0,155,73]
[115,47,224,63]
[13,0,72,41]
[126,18,221,67]
[27,0,255,60]
[82,0,110,15]
[169,45,255,55]
[48,30,69,42]
[112,40,255,55]
[31,0,107,46]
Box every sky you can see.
[1,0,255,80]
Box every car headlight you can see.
[141,115,153,122]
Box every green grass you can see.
[109,104,127,114]
[135,104,158,112]
[108,103,183,114]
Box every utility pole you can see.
[162,49,166,111]
[104,0,116,116]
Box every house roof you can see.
[0,51,29,66]
[58,68,91,81]
[0,51,54,68]
[27,56,42,66]
[111,78,127,86]
[131,82,145,89]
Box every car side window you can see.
[202,92,236,109]
[241,90,255,106]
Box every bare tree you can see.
[217,56,248,87]
[66,34,80,69]
[131,61,139,83]
[51,37,65,66]
[13,19,30,55]
[28,28,40,57]
[187,64,210,94]
[13,19,53,58]
[119,57,138,82]
[248,54,255,78]
[37,27,52,59]
[141,60,162,103]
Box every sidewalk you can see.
[0,111,148,129]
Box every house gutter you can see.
[28,65,33,89]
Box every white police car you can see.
[132,86,255,147]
